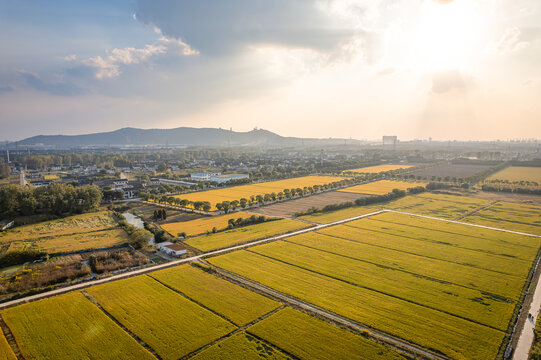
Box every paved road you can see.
[514,262,541,360]
[216,268,449,360]
[2,206,539,358]
[0,209,386,310]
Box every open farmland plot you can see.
[409,163,492,179]
[248,191,362,217]
[249,240,514,330]
[185,219,311,252]
[151,264,280,326]
[386,192,492,219]
[298,206,379,224]
[34,228,130,253]
[463,201,541,236]
[345,164,414,174]
[0,211,116,243]
[338,214,540,278]
[209,250,504,360]
[173,175,347,210]
[486,166,541,183]
[191,332,289,360]
[338,180,426,195]
[161,211,259,237]
[2,292,154,360]
[286,232,523,299]
[86,275,235,360]
[0,331,15,360]
[248,307,406,360]
[0,211,129,255]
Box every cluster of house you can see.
[190,172,249,184]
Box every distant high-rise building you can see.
[382,136,398,150]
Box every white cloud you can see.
[79,35,198,80]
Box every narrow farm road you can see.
[386,209,541,238]
[214,268,449,360]
[0,209,387,310]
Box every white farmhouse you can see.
[157,242,187,257]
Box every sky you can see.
[0,0,540,141]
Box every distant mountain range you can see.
[14,127,362,148]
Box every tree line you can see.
[0,183,102,218]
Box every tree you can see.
[202,203,211,212]
[240,198,248,208]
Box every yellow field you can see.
[151,265,280,325]
[185,219,311,252]
[191,332,289,360]
[464,201,541,236]
[387,193,492,219]
[345,164,413,173]
[173,175,346,210]
[161,211,260,237]
[249,307,405,360]
[0,331,15,360]
[34,228,130,254]
[42,174,60,180]
[338,180,427,195]
[2,292,153,360]
[486,166,541,183]
[87,275,235,360]
[0,211,116,243]
[299,206,379,224]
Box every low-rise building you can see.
[157,242,187,257]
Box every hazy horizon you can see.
[1,0,540,141]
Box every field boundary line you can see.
[343,222,533,263]
[180,305,293,360]
[323,229,523,277]
[0,210,386,310]
[245,248,506,332]
[80,290,162,360]
[384,209,541,238]
[145,274,238,326]
[454,200,499,221]
[0,315,24,360]
[364,215,535,251]
[213,267,449,360]
[242,331,302,360]
[281,238,515,301]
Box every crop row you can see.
[185,219,311,252]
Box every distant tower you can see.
[382,136,398,151]
[19,170,26,186]
[6,143,10,164]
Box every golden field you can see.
[486,166,541,183]
[185,219,311,251]
[249,307,405,360]
[161,211,260,237]
[87,275,235,360]
[151,264,280,326]
[173,175,346,210]
[345,164,413,173]
[2,292,154,360]
[338,180,426,195]
[0,211,129,255]
[0,211,116,243]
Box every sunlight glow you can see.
[410,0,480,71]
